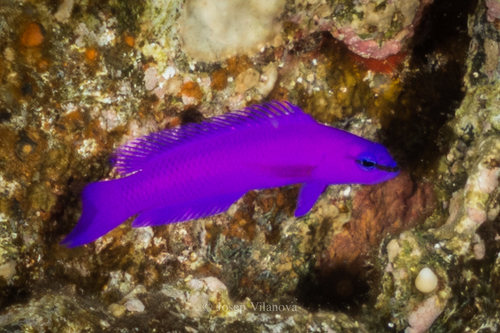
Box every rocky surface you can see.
[1,0,499,332]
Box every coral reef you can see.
[1,0,500,332]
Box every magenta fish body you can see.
[61,101,399,247]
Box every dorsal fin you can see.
[111,101,315,176]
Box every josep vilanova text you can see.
[212,302,299,313]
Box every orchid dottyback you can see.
[62,101,399,247]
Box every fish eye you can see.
[356,156,377,171]
[360,159,375,168]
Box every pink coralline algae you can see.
[486,0,500,22]
[406,295,445,333]
[332,28,405,60]
[328,0,434,60]
[477,167,500,193]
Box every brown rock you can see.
[320,171,436,274]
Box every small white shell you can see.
[415,267,438,293]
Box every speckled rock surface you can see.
[1,0,499,332]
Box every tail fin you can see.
[61,179,132,248]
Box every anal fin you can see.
[132,193,245,227]
[295,182,327,217]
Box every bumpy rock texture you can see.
[1,0,499,332]
[179,0,286,62]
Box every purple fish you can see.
[62,101,399,247]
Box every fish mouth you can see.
[374,164,400,173]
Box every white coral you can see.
[179,0,285,62]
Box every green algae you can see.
[109,0,145,34]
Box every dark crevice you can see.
[380,0,476,178]
[296,264,371,314]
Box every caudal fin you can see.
[61,179,131,248]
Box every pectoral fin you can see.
[295,182,328,217]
